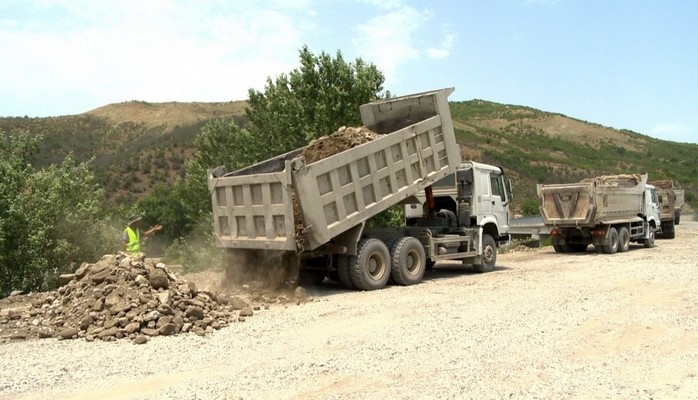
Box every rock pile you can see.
[0,253,265,344]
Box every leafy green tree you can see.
[520,197,541,216]
[179,45,387,227]
[183,119,255,219]
[245,45,386,161]
[0,131,115,297]
[136,181,192,241]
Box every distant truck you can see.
[537,174,661,253]
[650,179,684,230]
[649,180,682,238]
[209,88,508,291]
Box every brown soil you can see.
[293,126,380,249]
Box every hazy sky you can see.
[1,0,696,143]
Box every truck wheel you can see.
[473,234,497,273]
[675,212,681,225]
[602,227,619,254]
[349,238,391,291]
[553,244,571,253]
[553,244,564,253]
[389,237,426,286]
[336,256,355,289]
[643,226,655,248]
[618,227,630,252]
[660,220,676,239]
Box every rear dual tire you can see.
[389,237,426,286]
[602,227,619,254]
[342,238,391,291]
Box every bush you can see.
[0,131,117,297]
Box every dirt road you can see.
[1,223,697,399]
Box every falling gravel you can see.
[1,222,697,399]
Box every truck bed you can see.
[649,180,677,221]
[209,88,460,253]
[537,174,648,227]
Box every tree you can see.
[0,131,115,296]
[245,45,386,161]
[182,119,255,219]
[520,197,541,216]
[180,45,387,225]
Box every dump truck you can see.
[210,88,462,290]
[208,88,510,290]
[649,180,681,238]
[537,174,661,254]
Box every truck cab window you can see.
[491,174,504,200]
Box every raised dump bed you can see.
[209,88,460,255]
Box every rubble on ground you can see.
[0,253,308,344]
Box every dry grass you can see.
[84,100,248,129]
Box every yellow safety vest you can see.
[125,226,141,254]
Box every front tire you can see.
[659,220,675,239]
[389,237,426,286]
[473,234,497,273]
[349,238,391,291]
[643,226,656,248]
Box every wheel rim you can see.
[368,252,386,280]
[483,244,495,264]
[405,250,421,275]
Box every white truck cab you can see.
[406,161,511,242]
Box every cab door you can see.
[484,172,509,232]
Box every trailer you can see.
[210,88,490,290]
[537,174,661,254]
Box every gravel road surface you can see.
[1,222,697,400]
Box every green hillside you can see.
[449,100,697,212]
[1,99,695,211]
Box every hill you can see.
[0,101,247,204]
[450,100,697,210]
[0,99,695,210]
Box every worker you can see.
[122,215,163,255]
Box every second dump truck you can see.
[537,174,661,254]
[650,179,683,238]
[208,88,510,290]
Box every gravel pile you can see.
[0,253,305,344]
